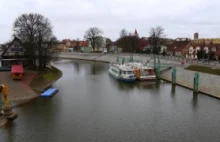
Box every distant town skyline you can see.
[1,0,220,43]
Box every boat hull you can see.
[137,75,156,81]
[108,71,136,82]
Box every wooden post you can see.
[194,72,199,93]
[172,67,176,84]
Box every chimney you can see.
[194,33,199,39]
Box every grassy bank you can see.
[30,66,62,93]
[185,65,220,76]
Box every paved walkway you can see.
[0,116,7,127]
[54,52,187,68]
[0,70,38,106]
[160,67,220,99]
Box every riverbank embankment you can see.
[0,65,62,107]
[55,52,220,99]
[29,65,63,94]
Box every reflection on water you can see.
[72,62,80,73]
[1,59,220,142]
[192,92,198,110]
[171,84,176,98]
[90,63,106,75]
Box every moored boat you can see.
[108,63,136,82]
[126,62,156,81]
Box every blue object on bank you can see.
[41,88,58,97]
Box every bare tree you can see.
[128,32,133,36]
[13,13,54,70]
[74,38,80,51]
[116,36,139,53]
[120,29,128,37]
[95,37,104,51]
[84,27,103,51]
[148,26,165,54]
[106,38,112,45]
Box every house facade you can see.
[183,33,220,59]
[1,37,27,67]
[106,42,122,53]
[167,38,191,56]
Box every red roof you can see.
[168,41,190,52]
[216,48,220,55]
[137,39,150,51]
[11,65,24,74]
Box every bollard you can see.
[154,55,157,69]
[193,72,199,93]
[156,66,160,79]
[172,67,176,84]
[116,56,119,63]
[122,58,125,64]
[158,58,160,69]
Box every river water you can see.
[1,59,220,142]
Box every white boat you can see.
[108,63,136,82]
[126,62,156,81]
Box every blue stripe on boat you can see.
[108,72,136,82]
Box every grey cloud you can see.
[0,0,220,42]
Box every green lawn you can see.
[42,66,61,81]
[185,65,220,76]
[29,66,62,92]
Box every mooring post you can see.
[158,58,160,69]
[193,72,199,93]
[172,67,176,84]
[116,56,119,63]
[156,66,160,79]
[154,55,156,69]
[122,57,125,65]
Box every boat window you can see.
[127,71,133,74]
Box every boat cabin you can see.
[11,64,24,80]
[114,64,135,75]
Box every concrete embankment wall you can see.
[161,67,220,99]
[54,52,184,66]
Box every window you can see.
[127,71,133,74]
[14,43,19,48]
[111,68,118,74]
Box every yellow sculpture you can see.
[0,84,17,120]
[0,84,9,109]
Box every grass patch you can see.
[41,66,60,81]
[29,66,62,93]
[185,65,220,76]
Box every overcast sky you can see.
[0,0,219,43]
